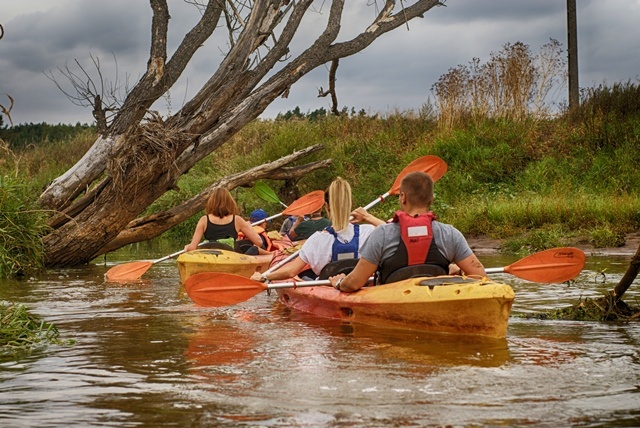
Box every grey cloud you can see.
[433,0,567,24]
[1,1,639,125]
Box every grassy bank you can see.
[1,82,640,275]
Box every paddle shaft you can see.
[154,240,212,264]
[263,250,300,275]
[485,261,583,275]
[266,279,330,289]
[362,191,391,211]
[261,212,285,223]
[155,248,188,264]
[265,276,375,290]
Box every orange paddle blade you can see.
[282,190,325,216]
[388,155,448,195]
[185,272,267,307]
[105,261,154,281]
[503,247,585,283]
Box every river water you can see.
[1,245,639,427]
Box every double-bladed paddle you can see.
[260,190,324,223]
[484,246,585,283]
[362,155,448,211]
[254,181,288,208]
[183,247,586,307]
[104,190,325,282]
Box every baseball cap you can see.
[250,209,268,222]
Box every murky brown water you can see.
[1,244,639,427]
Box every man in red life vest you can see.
[329,171,486,292]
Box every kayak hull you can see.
[276,276,514,338]
[177,249,273,285]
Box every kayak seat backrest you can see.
[234,239,253,253]
[318,259,360,280]
[200,241,235,252]
[384,264,447,284]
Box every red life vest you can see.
[395,210,436,265]
[378,210,449,283]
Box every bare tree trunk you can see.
[38,1,444,267]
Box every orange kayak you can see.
[276,276,514,338]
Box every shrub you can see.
[0,173,49,278]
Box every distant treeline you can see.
[0,122,94,149]
[0,106,361,148]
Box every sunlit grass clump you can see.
[436,193,640,252]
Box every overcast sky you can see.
[1,1,639,126]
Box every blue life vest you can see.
[326,224,360,262]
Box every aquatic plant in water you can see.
[0,302,61,352]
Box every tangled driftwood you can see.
[108,112,194,193]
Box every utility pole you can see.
[567,0,579,110]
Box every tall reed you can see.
[432,40,566,129]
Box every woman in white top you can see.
[251,177,376,282]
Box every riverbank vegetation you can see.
[1,81,640,279]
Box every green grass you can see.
[0,173,50,277]
[436,192,639,252]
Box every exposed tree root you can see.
[530,293,640,321]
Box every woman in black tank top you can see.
[184,187,266,253]
[203,214,238,242]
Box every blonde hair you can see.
[327,177,352,232]
[205,187,239,217]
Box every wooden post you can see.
[567,0,579,110]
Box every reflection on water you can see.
[0,249,639,426]
[277,306,512,368]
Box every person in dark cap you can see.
[236,208,274,253]
[249,208,268,225]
